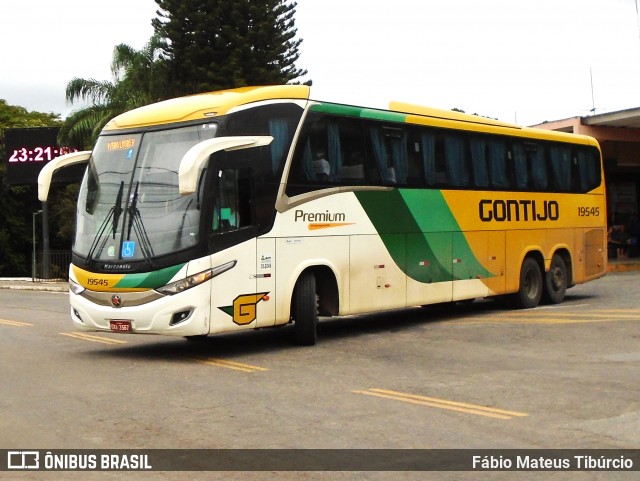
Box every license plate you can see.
[109,320,132,332]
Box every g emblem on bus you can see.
[219,292,269,325]
[111,295,122,308]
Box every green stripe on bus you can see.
[114,263,186,289]
[354,189,493,283]
[310,103,364,117]
[310,103,407,123]
[360,108,407,123]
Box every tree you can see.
[152,0,307,96]
[0,100,61,276]
[0,100,60,128]
[59,35,168,149]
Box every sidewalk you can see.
[607,257,640,273]
[0,277,68,292]
[1,259,639,293]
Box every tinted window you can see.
[285,111,601,195]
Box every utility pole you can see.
[32,209,42,281]
[42,202,50,279]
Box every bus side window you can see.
[512,143,529,190]
[286,114,326,187]
[470,137,489,188]
[406,137,425,186]
[419,130,436,186]
[444,133,470,187]
[268,119,290,176]
[340,121,366,184]
[367,124,409,185]
[433,135,448,185]
[226,103,304,180]
[387,128,408,184]
[212,167,252,232]
[527,142,548,191]
[549,145,572,192]
[488,138,510,189]
[575,148,600,192]
[570,152,581,193]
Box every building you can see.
[533,107,640,227]
[533,107,640,258]
[534,109,640,259]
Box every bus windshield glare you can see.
[74,123,217,264]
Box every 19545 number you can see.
[578,207,600,217]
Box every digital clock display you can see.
[4,127,82,185]
[8,146,78,163]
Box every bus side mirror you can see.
[38,150,92,201]
[178,136,273,195]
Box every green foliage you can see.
[59,35,168,149]
[61,2,308,146]
[0,100,61,276]
[0,99,61,128]
[152,0,307,96]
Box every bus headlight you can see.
[69,278,85,295]
[156,261,236,295]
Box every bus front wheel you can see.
[515,257,543,309]
[543,254,567,304]
[293,271,318,346]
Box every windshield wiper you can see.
[126,181,155,267]
[112,181,124,238]
[85,181,124,266]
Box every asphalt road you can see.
[1,272,639,481]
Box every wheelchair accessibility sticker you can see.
[122,241,136,258]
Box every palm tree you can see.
[60,35,167,149]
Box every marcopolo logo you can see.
[479,199,560,222]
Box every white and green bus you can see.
[39,85,607,345]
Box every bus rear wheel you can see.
[543,254,567,304]
[514,257,542,309]
[293,271,318,346]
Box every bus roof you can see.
[389,101,521,129]
[101,85,599,147]
[103,85,311,130]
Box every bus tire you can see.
[293,271,318,346]
[543,254,567,304]
[515,257,542,309]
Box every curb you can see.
[607,261,640,273]
[0,281,68,292]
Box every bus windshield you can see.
[74,123,218,265]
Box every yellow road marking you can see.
[354,388,528,420]
[193,357,268,373]
[450,310,640,325]
[497,311,639,319]
[0,319,33,327]
[590,309,640,313]
[60,332,128,345]
[452,317,638,325]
